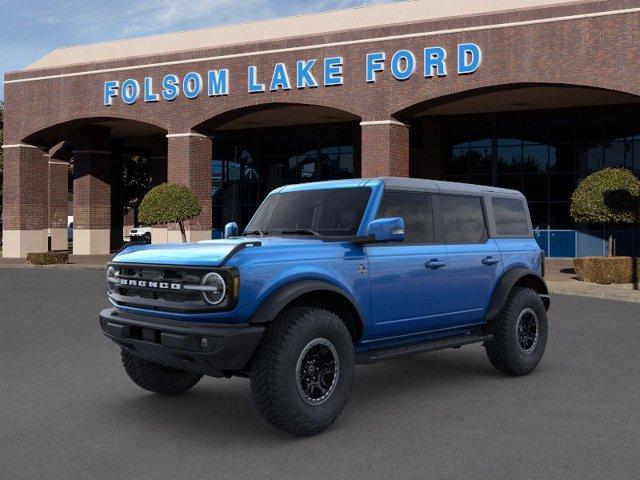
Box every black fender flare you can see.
[249,279,365,333]
[485,267,550,323]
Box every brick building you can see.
[3,0,640,257]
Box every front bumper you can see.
[100,308,264,377]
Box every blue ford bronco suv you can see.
[100,177,549,435]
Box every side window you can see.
[440,195,487,244]
[376,191,434,244]
[492,197,530,236]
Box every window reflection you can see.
[444,107,640,229]
[211,124,358,232]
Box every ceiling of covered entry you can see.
[214,105,360,131]
[416,86,640,117]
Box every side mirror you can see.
[365,217,405,243]
[224,222,239,238]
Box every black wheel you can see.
[121,349,203,395]
[144,232,151,243]
[485,287,548,375]
[249,307,355,436]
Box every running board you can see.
[355,334,492,364]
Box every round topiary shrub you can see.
[570,168,640,256]
[138,183,202,243]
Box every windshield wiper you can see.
[279,228,321,237]
[244,230,267,237]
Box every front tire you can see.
[485,287,548,375]
[250,307,355,436]
[121,349,203,395]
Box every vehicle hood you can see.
[112,236,326,267]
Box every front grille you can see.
[108,263,235,313]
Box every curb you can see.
[0,264,106,271]
[547,283,640,304]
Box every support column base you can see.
[2,230,48,258]
[167,230,211,244]
[73,229,111,255]
[151,227,169,244]
[49,228,68,251]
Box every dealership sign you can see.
[103,43,481,106]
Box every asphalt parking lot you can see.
[1,267,639,480]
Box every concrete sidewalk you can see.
[545,259,640,303]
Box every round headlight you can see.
[201,272,227,305]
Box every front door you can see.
[366,191,450,341]
[439,194,503,326]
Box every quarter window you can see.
[492,197,530,236]
[440,195,487,244]
[376,191,434,244]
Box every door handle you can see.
[482,256,500,266]
[426,259,446,269]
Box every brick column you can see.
[360,120,410,177]
[48,151,69,251]
[1,144,49,258]
[150,134,169,244]
[166,132,212,243]
[71,127,112,255]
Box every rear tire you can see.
[250,307,355,436]
[121,349,203,395]
[485,287,548,375]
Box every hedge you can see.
[573,256,640,284]
[27,251,69,265]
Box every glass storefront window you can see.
[443,105,640,229]
[211,123,358,232]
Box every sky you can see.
[0,0,399,100]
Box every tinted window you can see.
[492,197,530,236]
[245,187,371,237]
[440,195,487,244]
[376,191,434,243]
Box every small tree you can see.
[138,183,202,243]
[570,168,640,256]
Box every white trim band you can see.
[4,7,639,85]
[48,160,70,165]
[360,120,408,127]
[1,143,42,150]
[166,133,211,139]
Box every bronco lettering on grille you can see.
[119,278,182,290]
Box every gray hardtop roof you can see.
[378,177,523,197]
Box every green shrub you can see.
[573,256,640,284]
[570,168,640,224]
[570,168,640,256]
[27,251,69,265]
[138,183,202,242]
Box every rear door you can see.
[439,194,503,327]
[366,190,450,340]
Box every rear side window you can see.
[376,191,434,244]
[440,195,487,244]
[492,197,530,236]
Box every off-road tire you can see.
[250,307,355,436]
[121,349,203,395]
[485,287,548,375]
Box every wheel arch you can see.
[485,267,550,323]
[249,280,365,341]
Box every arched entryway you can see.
[194,103,361,236]
[3,118,167,257]
[396,84,640,257]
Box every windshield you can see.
[245,187,372,237]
